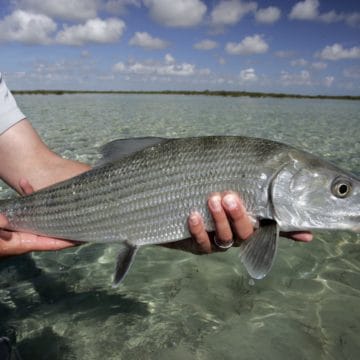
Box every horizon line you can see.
[12,89,360,101]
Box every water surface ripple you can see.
[0,94,359,360]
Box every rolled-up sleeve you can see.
[0,73,26,135]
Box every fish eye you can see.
[331,178,352,198]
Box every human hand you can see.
[0,179,78,258]
[0,215,78,257]
[166,192,313,255]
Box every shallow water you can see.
[0,94,359,360]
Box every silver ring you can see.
[213,236,234,249]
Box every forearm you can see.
[0,119,90,193]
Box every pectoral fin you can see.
[113,243,139,286]
[239,220,279,280]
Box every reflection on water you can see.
[0,95,359,359]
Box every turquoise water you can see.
[0,94,359,359]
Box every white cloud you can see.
[164,53,175,64]
[317,43,360,61]
[97,74,115,81]
[291,58,308,67]
[113,62,126,72]
[29,58,97,84]
[6,71,27,80]
[144,0,206,27]
[318,10,343,23]
[113,54,209,77]
[225,34,268,55]
[56,18,126,46]
[129,32,169,49]
[104,0,141,14]
[211,0,257,26]
[274,50,295,58]
[255,6,281,24]
[198,68,211,76]
[240,68,257,81]
[14,0,98,21]
[290,58,327,70]
[193,39,218,50]
[311,61,327,70]
[319,11,360,26]
[324,76,334,87]
[343,67,360,79]
[345,12,360,27]
[289,0,319,20]
[289,0,360,27]
[113,61,195,76]
[15,0,144,20]
[81,50,91,58]
[280,70,312,86]
[0,10,56,44]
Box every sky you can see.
[0,0,359,95]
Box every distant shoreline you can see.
[12,89,360,101]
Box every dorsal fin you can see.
[96,137,168,166]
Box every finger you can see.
[188,212,212,253]
[24,236,79,251]
[281,231,313,242]
[208,193,233,246]
[0,213,9,228]
[19,178,34,196]
[0,232,78,257]
[222,192,254,240]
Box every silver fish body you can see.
[1,136,359,283]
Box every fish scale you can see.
[2,137,280,243]
[1,136,359,283]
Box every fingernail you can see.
[209,195,222,212]
[189,213,200,226]
[223,194,238,210]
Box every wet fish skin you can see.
[0,137,286,243]
[0,136,359,283]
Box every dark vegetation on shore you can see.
[12,89,360,100]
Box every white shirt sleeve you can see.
[0,73,26,135]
